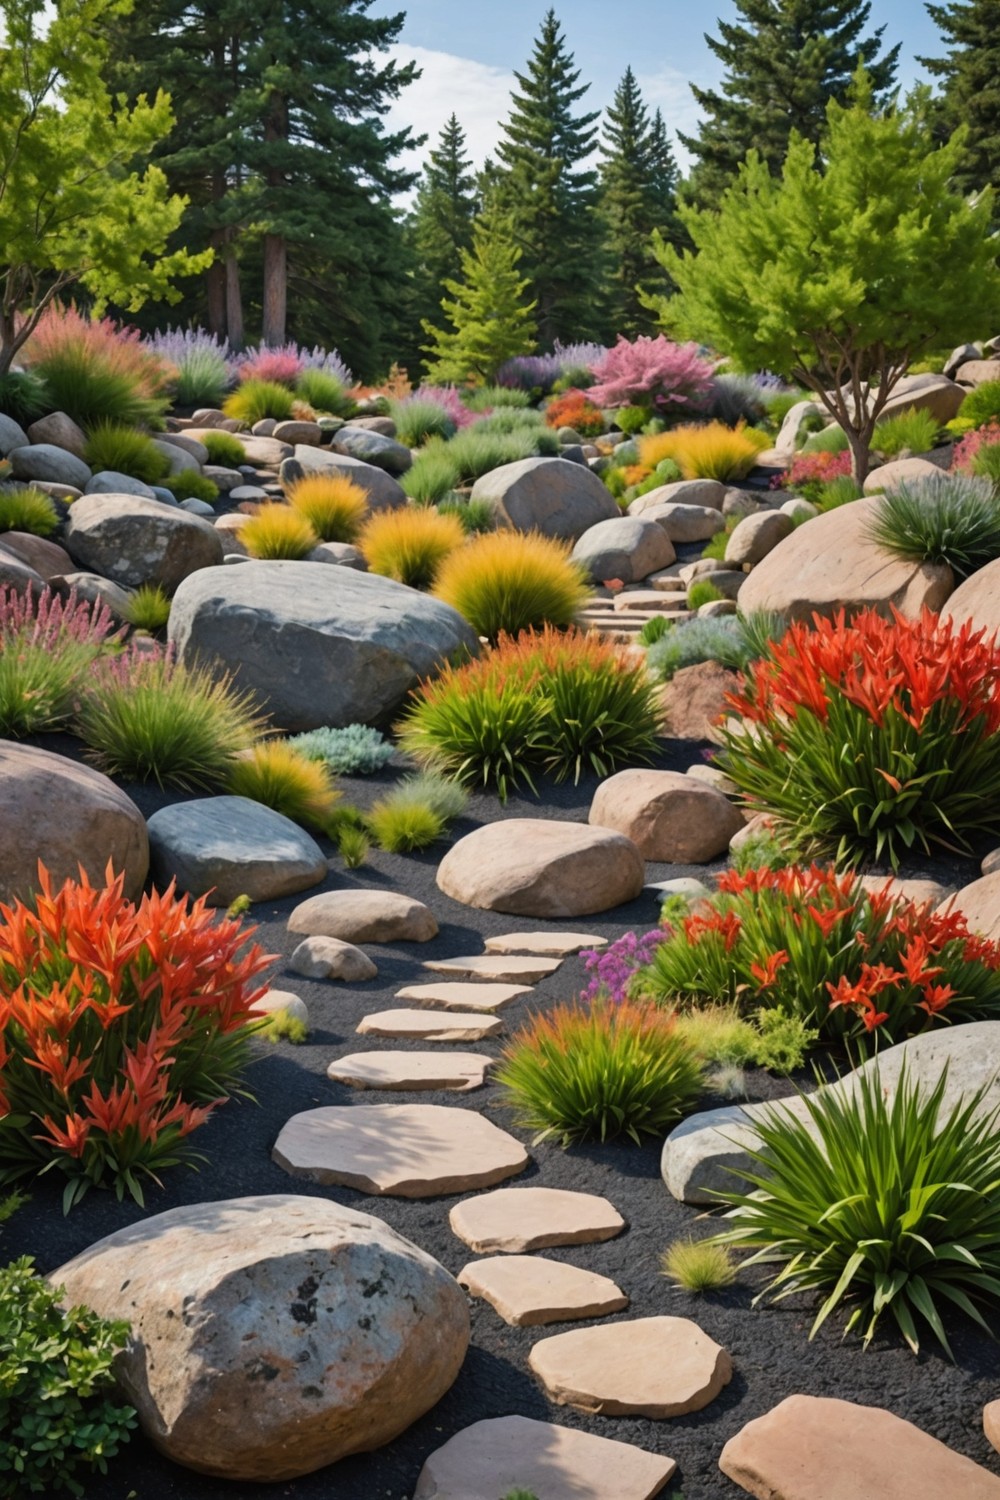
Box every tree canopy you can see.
[422,206,536,385]
[922,1,1000,203]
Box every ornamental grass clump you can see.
[402,442,461,504]
[497,1001,704,1145]
[366,772,467,852]
[222,378,295,425]
[83,420,171,485]
[398,626,660,800]
[26,307,170,428]
[285,473,368,542]
[228,740,340,828]
[0,487,58,537]
[432,530,591,641]
[0,584,118,737]
[721,607,1000,867]
[0,865,271,1209]
[661,1238,737,1292]
[588,335,714,417]
[241,503,318,559]
[715,1063,1000,1356]
[638,421,771,482]
[121,582,171,633]
[200,429,247,467]
[389,397,457,446]
[163,470,219,504]
[147,327,231,408]
[870,405,940,457]
[641,862,1000,1051]
[646,612,778,682]
[866,473,1000,578]
[360,505,466,589]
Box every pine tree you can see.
[406,115,478,368]
[680,1,900,206]
[494,10,604,346]
[921,2,1000,200]
[422,207,536,385]
[599,70,682,338]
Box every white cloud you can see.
[384,44,517,179]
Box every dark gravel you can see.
[7,734,1000,1500]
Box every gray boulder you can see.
[9,443,91,489]
[153,439,201,475]
[26,411,87,459]
[572,516,675,583]
[156,433,209,465]
[0,414,29,456]
[50,571,135,617]
[471,457,618,541]
[85,470,157,499]
[332,425,412,475]
[65,494,224,590]
[168,561,479,730]
[628,479,727,514]
[0,551,43,594]
[641,502,727,544]
[147,796,328,906]
[281,446,406,511]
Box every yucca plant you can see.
[866,473,1000,579]
[222,379,296,425]
[242,504,318,559]
[200,430,247,467]
[360,505,466,589]
[84,421,171,485]
[497,1000,704,1146]
[285,473,368,542]
[0,487,59,537]
[715,1063,1000,1357]
[433,530,590,641]
[228,740,340,828]
[121,583,172,633]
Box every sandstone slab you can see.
[529,1316,732,1417]
[484,931,608,956]
[657,660,741,743]
[326,1051,493,1092]
[65,493,223,590]
[412,1415,675,1500]
[589,768,743,862]
[288,889,438,944]
[437,819,645,918]
[986,1400,1000,1456]
[290,935,378,981]
[719,1394,1000,1500]
[868,371,965,425]
[459,1255,628,1326]
[471,456,618,541]
[422,953,562,983]
[944,556,1000,637]
[395,981,531,1012]
[449,1185,626,1254]
[357,1009,503,1042]
[272,1104,529,1196]
[147,796,327,906]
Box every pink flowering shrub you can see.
[954,421,1000,473]
[587,335,714,417]
[409,385,476,428]
[236,348,304,387]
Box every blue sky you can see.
[379,1,944,179]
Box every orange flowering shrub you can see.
[0,866,272,1208]
[544,388,605,437]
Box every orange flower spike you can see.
[749,950,789,989]
[38,1111,91,1158]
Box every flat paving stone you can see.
[450,1186,627,1253]
[422,953,562,983]
[483,930,608,956]
[326,1051,494,1093]
[412,1414,676,1500]
[395,981,531,1013]
[459,1255,628,1326]
[529,1315,732,1418]
[357,1009,503,1042]
[272,1104,529,1197]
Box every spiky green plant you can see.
[0,487,59,537]
[866,472,1000,579]
[121,583,171,632]
[661,1238,737,1292]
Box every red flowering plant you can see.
[543,388,605,437]
[0,865,272,1210]
[638,864,1000,1052]
[719,607,1000,869]
[775,449,853,503]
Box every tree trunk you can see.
[206,230,227,338]
[225,238,244,350]
[262,233,286,346]
[848,429,871,487]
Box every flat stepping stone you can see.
[357,1009,503,1042]
[412,1415,676,1500]
[459,1255,628,1325]
[450,1186,626,1253]
[289,935,377,981]
[720,1395,1000,1499]
[422,953,562,983]
[529,1315,732,1417]
[272,1104,529,1197]
[288,889,438,943]
[396,981,531,1013]
[484,930,607,956]
[326,1051,493,1093]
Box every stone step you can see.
[357,1009,503,1042]
[483,930,607,957]
[449,1185,627,1253]
[395,981,532,1013]
[326,1051,494,1093]
[458,1255,628,1326]
[422,953,563,984]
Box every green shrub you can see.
[464,384,531,411]
[698,516,739,560]
[84,420,171,485]
[672,1002,814,1073]
[637,614,673,646]
[871,406,941,457]
[661,1238,737,1292]
[338,824,370,868]
[433,530,590,641]
[228,740,340,827]
[801,422,849,454]
[260,1008,309,1044]
[0,585,117,737]
[952,379,1000,434]
[389,398,456,446]
[717,1063,1000,1355]
[295,367,355,416]
[615,404,654,436]
[77,651,266,789]
[437,497,495,534]
[29,343,167,429]
[163,470,219,504]
[366,797,446,852]
[815,474,863,511]
[866,473,1000,578]
[121,582,171,632]
[497,1000,703,1146]
[972,440,1000,491]
[402,442,460,504]
[0,1257,136,1496]
[646,612,769,682]
[223,379,295,425]
[750,1007,818,1073]
[687,579,725,610]
[0,371,50,425]
[170,348,229,409]
[200,429,247,467]
[0,487,58,537]
[289,723,394,775]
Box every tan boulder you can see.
[27,410,88,458]
[986,1400,1000,1456]
[53,1194,469,1482]
[0,532,74,580]
[736,496,953,623]
[719,1394,1000,1499]
[872,372,966,425]
[589,768,743,862]
[943,556,1000,636]
[944,871,1000,940]
[0,741,148,904]
[289,935,378,981]
[287,889,438,944]
[657,660,740,742]
[863,456,944,495]
[436,818,644,917]
[724,509,793,566]
[956,358,1000,388]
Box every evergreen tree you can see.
[405,115,478,369]
[921,2,1000,200]
[494,10,604,346]
[680,1,900,206]
[599,70,682,337]
[422,206,536,384]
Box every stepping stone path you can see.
[272,1104,529,1196]
[484,930,608,956]
[450,1186,626,1253]
[326,1051,493,1093]
[422,953,563,983]
[287,889,438,943]
[396,981,531,1012]
[412,1415,676,1499]
[289,935,377,981]
[357,1009,503,1042]
[529,1316,732,1417]
[720,1395,1000,1498]
[459,1255,628,1326]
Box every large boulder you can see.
[280,446,406,511]
[628,479,726,514]
[725,509,793,566]
[437,819,645,917]
[0,414,28,456]
[868,372,966,425]
[0,531,74,581]
[0,551,43,594]
[590,769,743,862]
[8,442,91,489]
[943,556,1000,635]
[332,425,412,475]
[168,561,479,730]
[84,470,157,499]
[736,496,953,623]
[26,411,88,459]
[571,516,675,583]
[773,400,824,456]
[955,358,1000,388]
[64,494,223,590]
[946,871,1000,940]
[0,741,148,904]
[471,457,618,541]
[639,502,727,544]
[863,456,944,495]
[147,796,327,905]
[53,1194,469,1482]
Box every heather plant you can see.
[289,723,395,775]
[587,335,714,416]
[389,397,457,446]
[721,607,1000,866]
[234,344,303,387]
[26,307,170,428]
[83,420,171,485]
[0,864,271,1207]
[360,505,465,589]
[432,531,591,641]
[163,470,219,504]
[495,352,564,393]
[147,327,231,408]
[0,487,58,537]
[871,406,941,457]
[242,504,318,559]
[286,474,367,542]
[866,473,1000,578]
[0,1257,136,1495]
[200,429,246,467]
[228,740,340,828]
[222,378,296,425]
[408,384,475,428]
[0,584,118,736]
